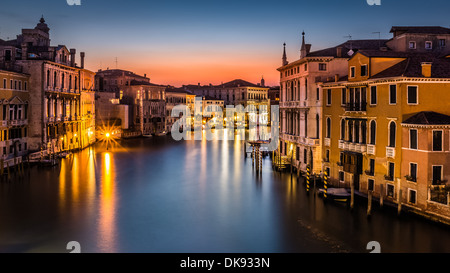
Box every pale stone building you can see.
[0,17,96,153]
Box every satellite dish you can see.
[347,49,354,56]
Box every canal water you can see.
[0,134,449,253]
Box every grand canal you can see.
[0,134,449,253]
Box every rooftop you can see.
[403,111,450,125]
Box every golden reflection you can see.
[59,159,66,210]
[71,155,79,203]
[98,152,117,252]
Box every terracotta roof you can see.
[371,53,450,78]
[221,79,260,88]
[390,26,450,35]
[165,87,193,94]
[130,80,163,87]
[403,111,450,125]
[306,39,389,58]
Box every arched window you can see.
[47,70,50,87]
[389,121,396,148]
[304,112,308,137]
[348,120,354,142]
[341,119,345,140]
[355,121,360,144]
[361,120,367,144]
[370,120,376,145]
[61,73,65,89]
[53,72,57,88]
[326,117,331,138]
[316,114,320,138]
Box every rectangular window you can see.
[409,129,418,149]
[387,184,395,198]
[316,88,320,101]
[370,86,377,105]
[325,150,330,162]
[439,39,446,47]
[303,148,307,164]
[341,88,346,105]
[5,50,11,62]
[318,63,327,71]
[369,159,375,176]
[425,41,432,50]
[432,166,443,184]
[327,89,332,106]
[24,82,27,91]
[350,67,356,78]
[387,162,395,180]
[409,41,416,49]
[339,171,344,182]
[361,65,368,77]
[368,179,374,191]
[389,85,397,104]
[409,189,417,204]
[407,86,418,104]
[433,130,443,151]
[410,163,417,181]
[2,79,6,89]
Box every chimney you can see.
[144,74,147,78]
[336,47,342,58]
[335,74,340,82]
[80,52,85,69]
[421,62,432,78]
[198,83,200,86]
[70,49,76,67]
[21,43,28,60]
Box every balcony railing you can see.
[386,147,396,158]
[324,138,331,147]
[344,102,367,112]
[367,144,376,155]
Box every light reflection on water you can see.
[0,132,449,253]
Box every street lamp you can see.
[106,133,110,150]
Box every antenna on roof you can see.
[344,35,354,56]
[115,57,118,69]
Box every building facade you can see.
[0,70,30,160]
[321,26,450,221]
[0,17,95,154]
[277,32,387,175]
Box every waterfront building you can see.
[95,91,128,139]
[0,17,95,153]
[321,26,450,220]
[277,32,387,175]
[95,69,166,136]
[80,68,96,148]
[165,87,195,132]
[0,70,30,161]
[185,79,270,129]
[122,81,166,136]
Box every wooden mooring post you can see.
[367,190,373,216]
[380,184,384,208]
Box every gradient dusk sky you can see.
[0,0,449,86]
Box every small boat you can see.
[58,152,71,159]
[154,131,167,136]
[318,188,350,202]
[143,134,153,138]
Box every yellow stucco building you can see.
[321,26,450,222]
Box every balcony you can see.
[0,120,7,127]
[344,102,367,112]
[338,140,344,149]
[324,138,331,147]
[384,174,394,182]
[367,144,376,155]
[386,147,396,158]
[365,170,374,176]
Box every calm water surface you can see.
[0,134,449,253]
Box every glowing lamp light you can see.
[106,133,110,138]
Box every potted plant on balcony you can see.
[384,174,394,181]
[404,175,416,182]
